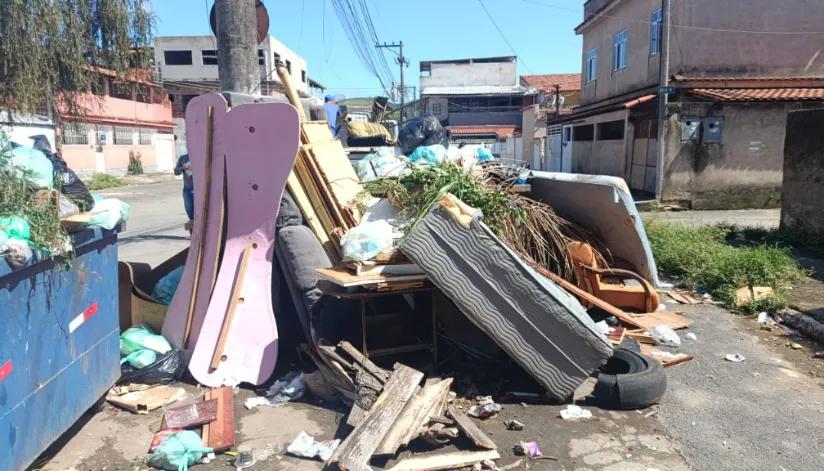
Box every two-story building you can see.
[153,35,325,157]
[551,0,824,209]
[520,74,582,169]
[419,56,538,160]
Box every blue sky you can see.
[153,0,584,98]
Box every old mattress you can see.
[401,195,613,401]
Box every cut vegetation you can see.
[86,173,127,191]
[644,219,809,313]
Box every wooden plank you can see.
[305,140,365,226]
[446,406,496,450]
[162,399,218,429]
[302,121,334,143]
[328,364,424,471]
[286,173,340,263]
[526,261,647,329]
[292,155,339,235]
[299,344,356,399]
[206,387,235,452]
[299,144,349,229]
[201,390,212,447]
[317,267,427,288]
[626,330,655,344]
[318,345,355,369]
[386,450,501,471]
[399,379,453,448]
[640,344,695,367]
[630,310,694,331]
[374,385,423,456]
[210,243,253,369]
[338,341,389,384]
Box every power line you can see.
[476,0,534,74]
[298,0,306,54]
[521,0,824,35]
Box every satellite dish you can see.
[210,0,270,45]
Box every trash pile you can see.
[0,135,129,269]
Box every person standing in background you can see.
[323,95,342,136]
[174,153,194,222]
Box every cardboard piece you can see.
[107,386,185,414]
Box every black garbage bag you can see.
[118,349,187,385]
[397,114,449,155]
[29,134,95,211]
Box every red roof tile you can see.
[521,74,582,93]
[449,125,520,139]
[690,88,824,102]
[673,75,824,84]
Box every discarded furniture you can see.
[1,226,123,471]
[568,241,661,313]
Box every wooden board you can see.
[640,344,695,367]
[189,102,299,387]
[305,140,365,226]
[107,386,185,414]
[161,399,218,429]
[299,144,350,229]
[302,121,335,143]
[626,330,655,344]
[400,379,453,447]
[163,93,228,350]
[317,267,427,288]
[375,378,453,456]
[204,387,235,451]
[328,364,425,471]
[286,172,340,263]
[295,145,346,230]
[630,310,694,331]
[338,341,389,384]
[386,450,501,471]
[446,406,496,450]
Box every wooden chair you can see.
[567,241,660,313]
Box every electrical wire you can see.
[521,0,824,35]
[298,0,306,54]
[476,0,535,74]
[329,0,395,91]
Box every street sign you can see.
[659,86,676,95]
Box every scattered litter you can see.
[481,459,497,469]
[757,312,771,324]
[475,395,495,406]
[107,385,186,414]
[787,342,804,350]
[651,351,679,359]
[150,429,186,452]
[505,420,525,431]
[560,405,593,420]
[120,323,172,356]
[287,431,341,462]
[650,325,682,347]
[656,303,667,312]
[245,372,306,409]
[234,444,257,469]
[200,452,216,464]
[814,352,824,359]
[147,430,213,471]
[725,353,746,363]
[686,333,697,340]
[644,410,659,418]
[595,320,610,335]
[514,441,543,457]
[468,403,502,419]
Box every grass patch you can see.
[644,219,809,314]
[724,224,824,258]
[86,173,127,191]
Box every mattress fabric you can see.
[401,196,613,400]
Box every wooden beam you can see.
[385,450,501,471]
[327,364,424,471]
[205,387,235,451]
[338,341,390,384]
[401,379,453,446]
[446,406,496,450]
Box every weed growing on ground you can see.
[644,219,808,314]
[86,173,127,191]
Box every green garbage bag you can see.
[88,198,130,230]
[0,147,54,189]
[120,349,158,369]
[0,216,31,241]
[148,431,212,471]
[120,323,172,356]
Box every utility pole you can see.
[376,42,410,123]
[554,84,561,118]
[215,0,259,94]
[655,0,671,200]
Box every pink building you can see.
[59,68,176,176]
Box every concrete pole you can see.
[215,0,259,94]
[655,0,671,200]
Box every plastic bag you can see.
[148,431,212,471]
[89,198,130,230]
[118,349,187,385]
[650,325,682,347]
[51,158,95,211]
[92,193,104,203]
[152,266,184,305]
[57,196,80,219]
[408,145,447,166]
[1,239,33,268]
[0,147,54,189]
[341,221,394,262]
[475,147,494,161]
[355,147,407,182]
[120,349,158,369]
[120,323,172,356]
[287,431,341,462]
[0,216,31,240]
[397,114,448,155]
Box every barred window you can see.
[113,126,136,145]
[138,128,156,145]
[62,123,91,145]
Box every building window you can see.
[596,120,625,140]
[572,124,595,141]
[138,128,156,145]
[650,9,662,55]
[613,30,628,71]
[62,123,91,146]
[110,81,133,101]
[257,49,265,66]
[182,94,198,113]
[285,60,292,74]
[113,126,136,145]
[202,49,218,65]
[301,70,307,83]
[164,50,193,66]
[586,49,598,83]
[135,84,150,104]
[432,103,442,115]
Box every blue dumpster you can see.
[0,226,122,471]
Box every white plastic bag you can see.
[650,325,682,347]
[355,147,407,182]
[287,431,341,462]
[408,144,447,166]
[1,238,33,268]
[89,198,130,230]
[341,221,395,262]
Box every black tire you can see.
[593,348,667,410]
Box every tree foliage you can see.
[0,0,155,116]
